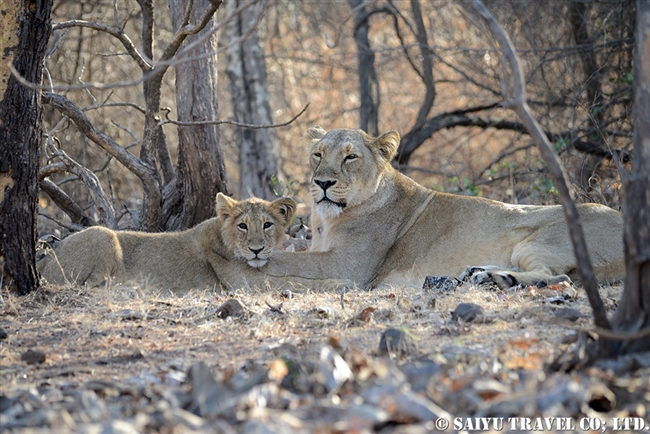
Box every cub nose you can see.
[249,247,263,256]
[315,179,337,191]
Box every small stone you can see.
[451,303,484,323]
[422,276,460,292]
[216,298,245,319]
[21,349,46,365]
[553,307,586,322]
[111,309,144,321]
[378,328,417,358]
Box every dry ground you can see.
[1,278,650,433]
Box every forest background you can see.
[35,0,634,237]
[2,1,649,429]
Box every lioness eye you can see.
[238,223,248,230]
[313,152,322,159]
[345,154,358,161]
[263,222,273,229]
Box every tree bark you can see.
[0,0,53,295]
[610,0,650,353]
[569,0,607,192]
[225,0,282,200]
[349,0,379,136]
[162,0,228,230]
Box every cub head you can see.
[216,193,296,268]
[306,126,399,219]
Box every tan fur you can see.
[38,194,347,292]
[259,127,625,289]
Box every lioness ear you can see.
[372,130,400,162]
[215,192,238,221]
[271,197,297,226]
[306,126,327,141]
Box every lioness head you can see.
[306,126,400,218]
[216,193,296,268]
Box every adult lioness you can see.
[259,127,624,289]
[38,193,344,292]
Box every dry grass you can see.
[1,277,623,395]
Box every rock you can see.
[399,361,441,393]
[110,309,144,321]
[319,346,352,393]
[216,299,245,320]
[553,307,587,322]
[21,349,46,365]
[0,327,7,340]
[422,276,460,292]
[451,303,484,323]
[362,384,452,423]
[310,305,336,319]
[378,328,417,358]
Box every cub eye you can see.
[345,154,358,161]
[238,223,248,230]
[263,222,273,229]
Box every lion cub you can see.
[38,193,296,291]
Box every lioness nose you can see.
[315,179,336,191]
[249,247,263,256]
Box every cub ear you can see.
[271,197,297,227]
[372,130,400,162]
[215,192,238,221]
[306,126,328,141]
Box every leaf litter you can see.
[1,278,649,432]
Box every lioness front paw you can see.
[460,266,519,290]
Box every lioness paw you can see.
[460,266,519,290]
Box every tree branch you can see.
[53,20,152,71]
[45,137,118,229]
[462,0,611,332]
[159,103,309,129]
[42,91,161,223]
[43,92,154,181]
[39,178,92,227]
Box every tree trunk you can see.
[0,0,53,295]
[610,0,650,354]
[225,0,282,200]
[349,0,379,136]
[569,0,607,193]
[162,0,228,230]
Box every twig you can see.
[37,211,85,233]
[265,301,284,314]
[325,0,379,48]
[572,325,650,341]
[462,0,610,331]
[46,137,118,229]
[160,103,310,129]
[10,1,260,94]
[53,20,151,71]
[42,92,158,186]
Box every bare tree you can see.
[225,0,283,200]
[39,0,225,233]
[609,0,650,354]
[348,0,380,136]
[162,0,228,230]
[321,0,632,206]
[0,0,53,295]
[461,0,610,331]
[466,0,650,358]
